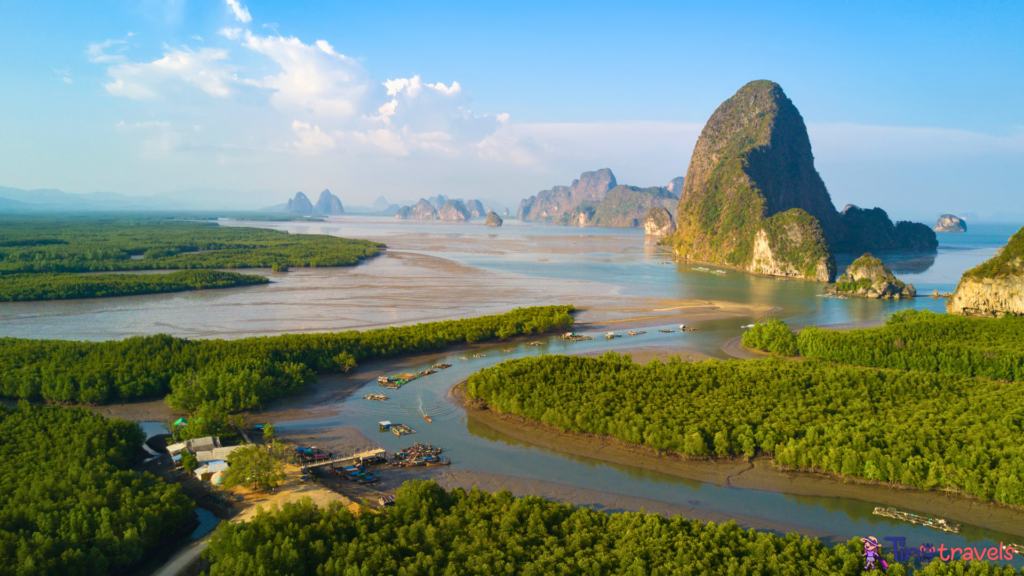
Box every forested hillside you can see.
[466,353,1024,507]
[202,480,1020,575]
[0,404,193,575]
[0,305,575,409]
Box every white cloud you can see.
[87,39,125,63]
[427,81,461,95]
[101,46,235,100]
[218,27,243,40]
[52,67,73,84]
[290,120,336,154]
[241,32,371,118]
[115,120,171,131]
[225,0,252,24]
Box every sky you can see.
[0,0,1021,219]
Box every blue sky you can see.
[0,0,1021,218]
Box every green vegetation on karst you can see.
[466,352,1024,506]
[202,480,1021,576]
[755,208,834,278]
[741,318,798,356]
[0,404,193,576]
[962,226,1024,280]
[798,309,1024,381]
[0,305,575,410]
[0,269,268,302]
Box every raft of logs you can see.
[364,394,389,401]
[872,507,961,533]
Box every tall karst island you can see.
[668,80,937,282]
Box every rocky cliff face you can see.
[313,189,345,215]
[287,192,315,214]
[948,227,1024,317]
[826,253,916,299]
[518,169,617,222]
[465,199,486,218]
[484,211,503,227]
[438,200,471,221]
[667,177,685,196]
[395,199,438,220]
[644,206,676,236]
[935,214,967,233]
[671,80,934,282]
[747,209,836,282]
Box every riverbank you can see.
[451,382,1024,538]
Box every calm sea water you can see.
[3,218,1021,561]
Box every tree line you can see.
[0,216,381,300]
[742,310,1024,381]
[0,270,268,302]
[0,403,193,575]
[0,216,382,274]
[466,352,1024,507]
[0,305,576,411]
[202,480,1020,576]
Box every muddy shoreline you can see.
[450,382,1024,538]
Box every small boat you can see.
[424,415,433,423]
[741,324,755,329]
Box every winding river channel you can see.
[3,217,1022,565]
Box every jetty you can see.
[391,424,416,437]
[872,507,961,533]
[363,393,389,401]
[378,372,426,390]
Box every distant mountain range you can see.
[0,186,259,212]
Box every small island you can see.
[934,214,967,233]
[824,253,916,299]
[484,211,503,227]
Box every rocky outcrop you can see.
[748,209,836,282]
[484,211,503,227]
[430,195,449,210]
[373,196,391,211]
[464,199,486,218]
[833,205,937,252]
[825,253,916,299]
[667,177,685,197]
[644,207,676,237]
[395,199,438,220]
[670,80,935,282]
[313,189,344,215]
[438,200,471,221]
[935,214,967,233]
[518,169,617,222]
[947,227,1024,317]
[286,192,315,214]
